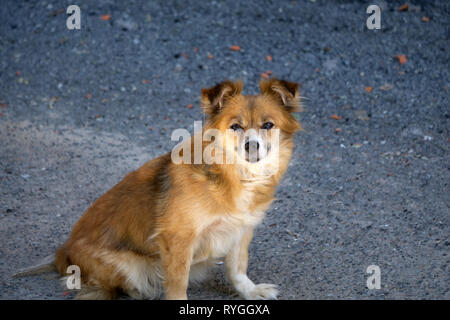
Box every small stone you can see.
[175,64,183,72]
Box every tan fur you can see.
[50,79,302,299]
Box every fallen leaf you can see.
[314,68,319,72]
[335,128,342,133]
[85,93,92,100]
[101,98,109,103]
[365,86,373,93]
[207,53,214,59]
[266,55,273,61]
[230,45,241,51]
[323,47,330,52]
[260,72,270,79]
[15,71,20,76]
[421,16,430,22]
[100,14,111,21]
[395,54,407,65]
[331,114,342,120]
[49,8,64,16]
[187,104,193,109]
[142,79,150,84]
[193,47,199,53]
[398,3,409,11]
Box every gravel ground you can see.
[0,0,449,300]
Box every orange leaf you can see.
[260,73,269,79]
[187,104,193,109]
[142,79,150,84]
[395,54,407,65]
[266,55,273,62]
[207,53,214,59]
[421,16,430,22]
[365,86,373,93]
[331,114,342,120]
[100,14,111,21]
[398,3,409,11]
[85,93,92,99]
[230,45,241,51]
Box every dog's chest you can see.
[193,187,268,262]
[193,219,244,262]
[235,179,273,213]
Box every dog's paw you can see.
[243,283,278,300]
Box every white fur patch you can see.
[99,251,163,299]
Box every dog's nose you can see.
[245,140,259,152]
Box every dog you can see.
[14,78,302,299]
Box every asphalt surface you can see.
[0,0,449,300]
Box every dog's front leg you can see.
[225,228,278,300]
[160,236,193,300]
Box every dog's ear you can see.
[259,78,301,112]
[201,80,243,115]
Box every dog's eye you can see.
[261,122,274,130]
[230,123,243,131]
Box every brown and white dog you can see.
[14,78,302,300]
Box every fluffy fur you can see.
[14,78,302,300]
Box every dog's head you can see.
[201,79,302,177]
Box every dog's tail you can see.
[12,254,56,278]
